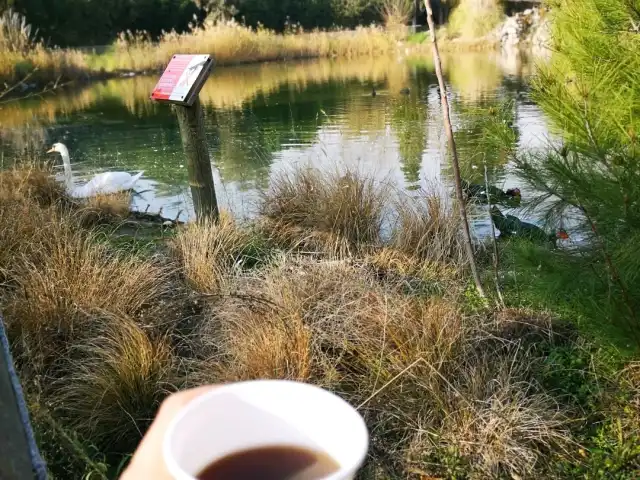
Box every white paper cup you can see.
[163,380,369,480]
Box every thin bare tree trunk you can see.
[423,0,486,298]
[484,163,504,307]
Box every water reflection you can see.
[0,51,547,226]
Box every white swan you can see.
[47,142,144,198]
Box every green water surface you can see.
[0,52,550,236]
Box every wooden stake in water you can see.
[174,98,219,222]
[423,0,486,298]
[151,54,219,222]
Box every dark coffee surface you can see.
[197,445,339,480]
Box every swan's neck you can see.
[59,146,74,192]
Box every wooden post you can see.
[150,54,218,222]
[424,0,486,298]
[174,98,219,222]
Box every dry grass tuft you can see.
[77,191,132,225]
[6,220,173,323]
[391,190,465,265]
[407,348,571,479]
[0,163,67,206]
[0,182,177,374]
[52,315,180,453]
[200,258,572,477]
[200,257,369,385]
[260,166,387,255]
[366,247,460,287]
[170,212,252,294]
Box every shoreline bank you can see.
[1,9,550,95]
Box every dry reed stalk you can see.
[484,164,505,306]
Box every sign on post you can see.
[151,54,219,222]
[151,54,214,107]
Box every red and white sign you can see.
[151,54,212,104]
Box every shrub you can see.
[447,0,505,39]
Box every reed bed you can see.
[102,21,396,73]
[1,18,397,86]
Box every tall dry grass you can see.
[0,8,38,54]
[1,14,397,85]
[105,21,396,73]
[0,9,87,85]
[0,163,186,458]
[52,316,180,453]
[380,0,414,33]
[260,166,388,256]
[169,212,252,295]
[196,257,573,478]
[0,162,610,478]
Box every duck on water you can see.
[461,179,521,205]
[490,206,569,246]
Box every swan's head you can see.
[46,142,69,157]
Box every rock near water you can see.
[498,7,551,51]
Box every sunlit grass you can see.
[1,163,638,478]
[0,45,88,86]
[260,166,388,256]
[105,22,397,72]
[1,20,397,86]
[446,0,505,39]
[169,212,253,295]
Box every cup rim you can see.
[162,379,369,480]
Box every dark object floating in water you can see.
[372,87,377,97]
[400,87,410,95]
[490,206,569,246]
[461,179,521,204]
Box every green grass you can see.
[407,31,428,44]
[496,240,640,478]
[500,239,639,357]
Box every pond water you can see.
[0,51,551,236]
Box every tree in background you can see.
[446,0,504,38]
[8,0,199,46]
[514,0,640,329]
[3,0,506,47]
